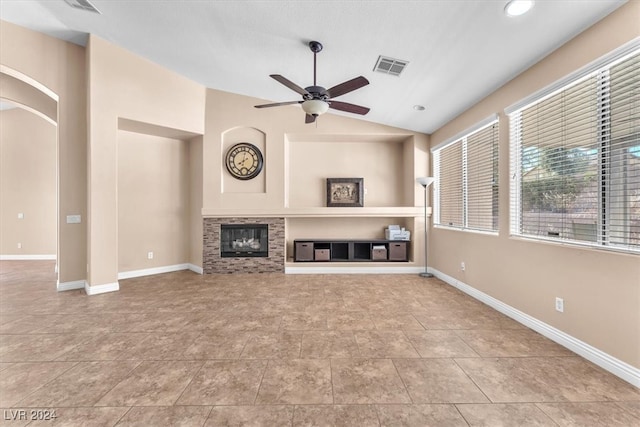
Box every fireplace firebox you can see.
[220,224,268,257]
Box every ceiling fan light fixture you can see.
[301,99,329,116]
[504,0,534,17]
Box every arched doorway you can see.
[0,67,59,286]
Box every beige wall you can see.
[0,20,86,283]
[204,88,430,212]
[189,136,204,269]
[430,2,640,368]
[288,140,406,208]
[0,107,56,256]
[86,35,205,287]
[117,131,191,272]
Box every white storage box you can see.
[385,225,410,241]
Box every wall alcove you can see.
[116,118,203,276]
[222,127,267,194]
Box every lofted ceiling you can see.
[0,0,627,134]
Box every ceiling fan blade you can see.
[327,76,369,98]
[305,114,316,124]
[270,74,309,96]
[254,100,301,108]
[329,100,370,115]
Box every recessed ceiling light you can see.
[504,0,534,17]
[413,105,426,111]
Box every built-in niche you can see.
[286,134,415,208]
[222,127,266,194]
[285,216,415,262]
[117,118,202,274]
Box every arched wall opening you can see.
[0,67,60,286]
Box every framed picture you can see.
[326,178,364,207]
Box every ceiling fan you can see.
[255,41,370,124]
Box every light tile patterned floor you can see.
[0,260,638,426]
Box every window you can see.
[433,115,499,233]
[508,44,639,252]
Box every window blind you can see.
[434,119,499,233]
[437,141,464,227]
[608,52,640,249]
[509,49,639,252]
[467,123,499,231]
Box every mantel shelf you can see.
[201,206,431,218]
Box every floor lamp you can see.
[416,177,435,278]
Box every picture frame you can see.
[326,178,364,207]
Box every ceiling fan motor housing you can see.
[304,86,328,100]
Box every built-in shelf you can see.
[294,239,409,262]
[201,207,431,218]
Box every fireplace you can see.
[203,217,284,274]
[220,224,268,257]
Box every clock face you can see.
[225,143,264,180]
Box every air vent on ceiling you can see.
[64,0,101,14]
[373,56,409,76]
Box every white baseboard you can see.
[188,263,203,274]
[430,267,640,388]
[118,263,202,280]
[285,265,424,274]
[85,281,119,295]
[56,279,86,292]
[0,254,56,260]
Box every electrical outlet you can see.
[66,214,81,224]
[17,243,22,249]
[147,251,154,260]
[460,262,465,271]
[555,297,564,313]
[17,213,24,219]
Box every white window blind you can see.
[433,118,499,233]
[436,141,463,227]
[509,48,639,252]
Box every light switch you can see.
[66,215,81,224]
[17,213,24,219]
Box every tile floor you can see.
[0,260,638,426]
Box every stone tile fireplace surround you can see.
[203,217,285,274]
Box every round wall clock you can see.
[225,142,264,180]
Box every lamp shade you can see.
[301,99,329,116]
[416,177,435,187]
